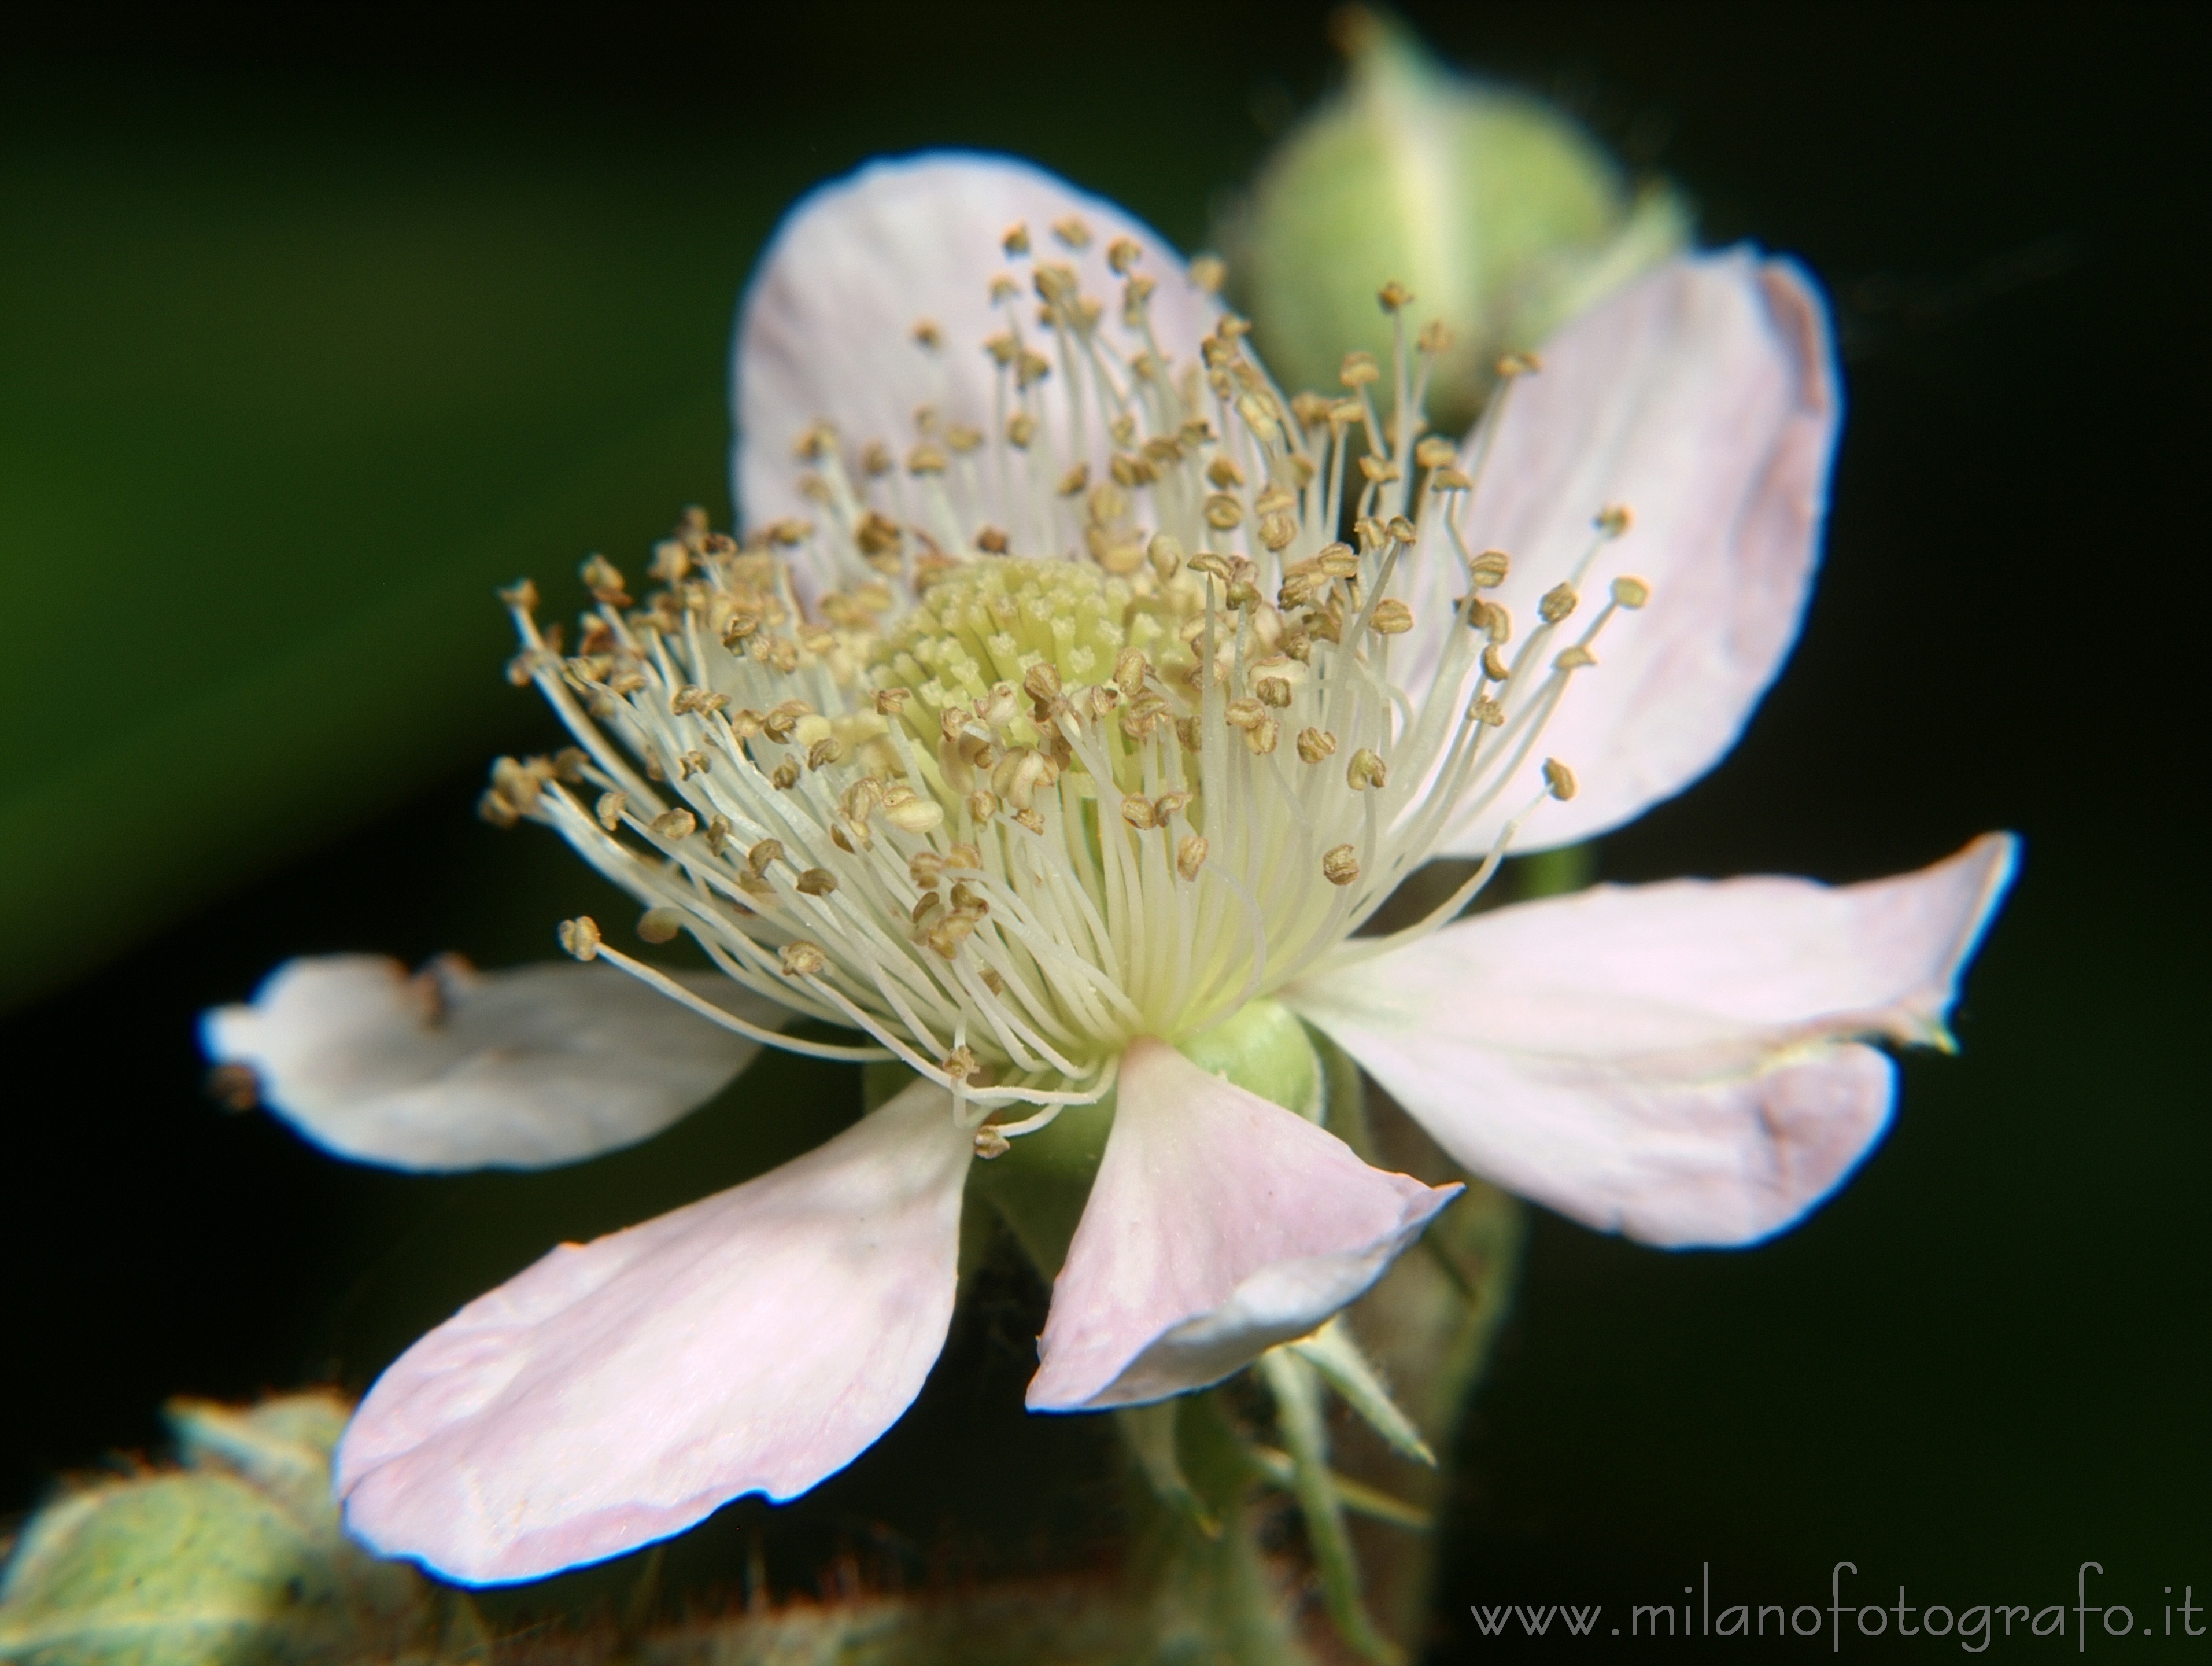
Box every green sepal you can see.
[1288,1318,1436,1469]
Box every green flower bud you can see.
[1220,7,1692,433]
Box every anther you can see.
[1051,215,1091,249]
[780,942,827,977]
[747,839,784,874]
[638,907,682,943]
[1106,236,1142,273]
[1467,549,1510,588]
[558,916,602,961]
[1480,644,1511,683]
[1346,747,1387,790]
[974,1127,1011,1160]
[1297,727,1338,763]
[1468,697,1505,727]
[1496,351,1543,378]
[1543,758,1579,801]
[1339,351,1381,388]
[1611,575,1651,609]
[771,757,801,790]
[1370,599,1415,636]
[1553,646,1597,671]
[976,526,1010,554]
[968,789,999,823]
[884,796,945,833]
[1002,222,1031,256]
[1376,280,1415,312]
[1120,795,1157,830]
[651,809,696,840]
[1177,834,1209,880]
[796,868,838,896]
[1415,436,1457,469]
[594,791,627,831]
[1538,584,1579,624]
[1189,255,1226,294]
[1321,845,1361,886]
[1594,504,1634,538]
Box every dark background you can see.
[3,3,2204,1658]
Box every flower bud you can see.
[1218,8,1690,432]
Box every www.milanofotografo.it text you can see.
[1469,1564,2205,1649]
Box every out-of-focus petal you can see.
[335,1079,969,1584]
[200,955,774,1172]
[1285,834,2016,1246]
[1025,1037,1457,1411]
[1401,248,1839,853]
[733,151,1218,593]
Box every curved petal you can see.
[1026,1037,1458,1411]
[733,151,1218,593]
[200,955,774,1172]
[1284,834,2017,1246]
[1402,247,1840,854]
[335,1079,969,1584]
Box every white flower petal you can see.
[200,955,773,1172]
[1404,248,1840,853]
[1025,1037,1458,1411]
[1285,834,2017,1246]
[732,150,1218,592]
[335,1078,969,1584]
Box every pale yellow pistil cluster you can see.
[479,237,1642,1140]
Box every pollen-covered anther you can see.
[973,1126,1011,1160]
[1321,845,1361,886]
[1468,697,1505,727]
[594,791,627,831]
[771,758,802,790]
[779,942,827,978]
[1543,759,1579,801]
[1346,748,1388,791]
[1255,676,1293,708]
[1479,644,1512,683]
[1369,599,1415,636]
[1120,795,1158,831]
[1595,504,1634,538]
[884,792,945,834]
[1176,834,1209,880]
[1611,575,1652,609]
[637,908,682,944]
[1258,511,1298,552]
[796,868,838,897]
[579,555,630,606]
[651,809,696,840]
[1467,549,1511,589]
[557,916,601,961]
[1539,584,1580,624]
[1297,727,1338,764]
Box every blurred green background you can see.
[3,3,2203,1658]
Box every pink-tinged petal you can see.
[733,152,1217,591]
[200,956,773,1172]
[1026,1037,1458,1411]
[1284,834,2017,1246]
[1406,248,1839,854]
[335,1078,969,1584]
